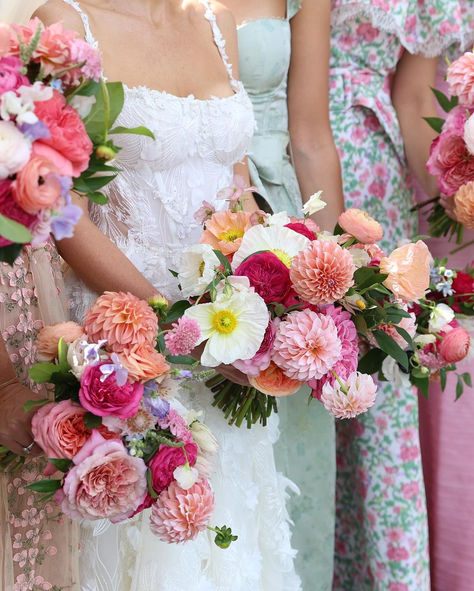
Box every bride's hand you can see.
[191,343,250,386]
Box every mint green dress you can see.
[238,3,335,590]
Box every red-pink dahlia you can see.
[320,371,377,419]
[290,240,355,305]
[165,316,201,356]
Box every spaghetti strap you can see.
[61,0,99,49]
[198,0,241,92]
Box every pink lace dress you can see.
[0,244,80,591]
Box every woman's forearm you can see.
[0,339,17,382]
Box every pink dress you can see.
[0,245,80,591]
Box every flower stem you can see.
[450,238,474,254]
[410,195,440,212]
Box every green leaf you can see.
[430,87,457,113]
[212,249,232,275]
[411,376,430,399]
[373,330,409,370]
[440,368,447,391]
[83,81,125,141]
[395,326,415,350]
[109,125,155,139]
[83,413,102,430]
[461,372,472,388]
[165,300,192,324]
[0,243,23,265]
[0,213,32,243]
[156,333,166,354]
[75,80,100,97]
[47,458,73,473]
[456,376,464,400]
[353,266,389,291]
[29,362,58,384]
[73,174,117,193]
[166,354,196,365]
[24,398,50,413]
[26,479,62,493]
[332,222,344,236]
[357,348,387,374]
[147,468,159,499]
[86,191,109,205]
[57,338,70,371]
[423,117,444,133]
[169,269,179,278]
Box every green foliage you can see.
[47,458,73,473]
[29,362,59,384]
[26,479,62,493]
[0,213,32,244]
[23,398,50,413]
[430,87,458,113]
[411,375,429,399]
[0,243,23,265]
[83,81,125,142]
[83,413,102,430]
[372,330,409,370]
[109,125,155,139]
[423,117,445,133]
[357,348,387,374]
[164,300,192,324]
[212,249,232,275]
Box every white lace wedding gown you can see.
[61,1,301,590]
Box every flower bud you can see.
[96,144,118,161]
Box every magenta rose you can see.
[0,179,36,247]
[233,317,278,377]
[79,362,144,419]
[0,56,29,95]
[285,222,317,241]
[234,252,292,304]
[148,442,198,494]
[60,430,147,521]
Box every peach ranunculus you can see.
[249,361,301,397]
[36,321,85,362]
[338,208,384,244]
[84,291,158,353]
[379,240,431,301]
[200,210,252,255]
[454,181,474,229]
[31,400,89,459]
[118,343,169,382]
[11,155,62,214]
[439,326,471,363]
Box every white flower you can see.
[316,231,339,243]
[266,211,291,226]
[349,248,370,269]
[67,338,107,379]
[465,113,474,155]
[0,91,37,125]
[194,454,213,479]
[382,356,411,389]
[414,334,437,347]
[231,224,310,270]
[0,120,31,178]
[184,289,269,367]
[178,244,221,298]
[189,417,218,456]
[302,191,326,216]
[17,82,52,104]
[69,94,97,119]
[173,463,199,490]
[155,374,181,400]
[429,303,455,332]
[215,275,251,296]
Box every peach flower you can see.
[338,208,384,244]
[290,240,355,305]
[36,321,85,362]
[447,51,474,107]
[11,155,62,214]
[84,291,158,353]
[453,181,474,229]
[118,343,169,382]
[439,326,471,363]
[320,371,377,419]
[249,362,301,397]
[150,479,215,543]
[0,23,10,58]
[379,241,431,301]
[200,210,252,255]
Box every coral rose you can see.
[338,209,383,244]
[148,442,198,494]
[33,90,92,177]
[84,291,158,353]
[79,363,144,419]
[150,479,215,543]
[320,371,377,419]
[0,179,36,247]
[31,400,89,459]
[0,56,29,95]
[36,321,85,362]
[447,51,474,107]
[380,241,431,301]
[290,240,355,305]
[12,155,62,214]
[454,181,474,229]
[118,343,169,382]
[234,251,292,304]
[439,326,471,363]
[249,361,301,396]
[200,209,252,255]
[61,430,147,521]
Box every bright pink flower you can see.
[165,316,201,356]
[338,208,383,244]
[443,105,470,135]
[285,222,317,241]
[0,56,29,95]
[427,133,474,195]
[234,251,292,304]
[79,363,144,419]
[150,479,214,543]
[0,179,36,247]
[148,442,198,494]
[272,309,341,381]
[157,409,193,443]
[439,326,471,363]
[233,317,278,377]
[447,51,474,106]
[320,371,377,419]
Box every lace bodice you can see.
[63,0,255,317]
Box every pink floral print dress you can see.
[329,1,473,589]
[0,245,80,591]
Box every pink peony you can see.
[272,308,341,381]
[439,326,471,363]
[148,442,198,494]
[447,51,474,106]
[150,479,215,543]
[454,181,474,229]
[290,240,355,305]
[338,208,383,244]
[36,321,84,362]
[0,56,29,95]
[118,343,169,382]
[320,371,377,419]
[84,291,158,353]
[0,179,36,247]
[380,241,431,301]
[234,251,292,304]
[233,316,278,377]
[165,316,201,356]
[12,155,61,214]
[61,430,147,521]
[79,363,144,419]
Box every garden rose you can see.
[451,271,474,312]
[439,326,471,363]
[447,51,474,106]
[249,361,301,397]
[380,241,431,301]
[234,251,292,304]
[427,133,474,195]
[118,343,169,382]
[444,105,470,136]
[0,56,29,95]
[453,181,474,229]
[79,362,144,418]
[0,179,36,247]
[0,120,31,179]
[338,208,383,243]
[36,321,85,362]
[12,155,61,214]
[148,442,198,494]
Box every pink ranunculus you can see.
[234,251,292,304]
[233,316,279,377]
[79,363,144,419]
[36,321,85,362]
[447,51,474,107]
[31,400,90,459]
[338,208,384,244]
[61,430,147,521]
[0,56,29,95]
[439,326,471,363]
[0,179,36,247]
[11,155,61,214]
[33,90,92,177]
[148,442,198,494]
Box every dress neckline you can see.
[237,16,288,30]
[123,82,245,103]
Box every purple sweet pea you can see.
[143,386,170,419]
[19,120,51,141]
[100,353,129,387]
[50,202,82,240]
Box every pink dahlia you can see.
[290,240,354,305]
[150,479,215,543]
[320,371,377,419]
[272,308,341,381]
[338,209,383,244]
[165,316,201,356]
[447,51,474,106]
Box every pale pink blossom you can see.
[165,316,201,356]
[194,200,216,224]
[217,173,256,202]
[320,371,377,419]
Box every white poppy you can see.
[302,191,326,216]
[178,243,221,298]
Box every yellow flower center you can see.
[212,310,238,334]
[198,261,206,277]
[356,299,366,310]
[270,248,292,268]
[218,228,244,243]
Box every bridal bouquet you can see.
[422,49,474,244]
[0,19,152,264]
[25,292,236,548]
